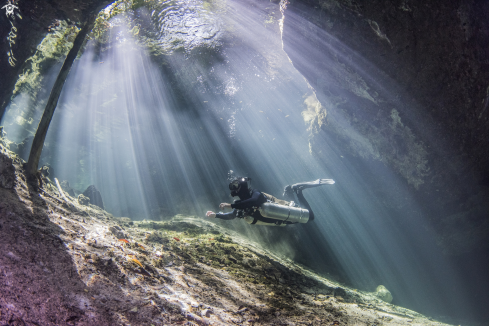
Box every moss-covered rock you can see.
[77,193,90,206]
[0,152,16,189]
[374,285,393,303]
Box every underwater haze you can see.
[1,0,486,324]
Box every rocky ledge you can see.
[0,142,451,325]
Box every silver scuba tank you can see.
[243,216,287,226]
[258,202,309,224]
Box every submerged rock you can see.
[60,180,75,197]
[375,284,393,303]
[0,144,452,325]
[108,225,127,240]
[82,184,104,209]
[0,152,15,189]
[77,193,90,206]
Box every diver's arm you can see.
[206,203,232,218]
[215,209,238,220]
[231,191,264,209]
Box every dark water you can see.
[1,0,487,324]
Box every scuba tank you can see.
[243,216,287,226]
[258,202,309,224]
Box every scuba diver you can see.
[205,176,335,226]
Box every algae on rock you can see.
[12,21,80,100]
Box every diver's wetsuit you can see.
[215,189,267,220]
[215,188,315,223]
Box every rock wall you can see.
[281,0,489,256]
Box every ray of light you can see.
[3,0,474,322]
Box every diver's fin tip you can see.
[290,179,335,190]
[320,178,335,185]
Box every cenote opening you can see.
[1,0,488,325]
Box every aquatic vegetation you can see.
[0,151,15,189]
[0,145,456,324]
[374,285,393,303]
[12,21,80,99]
[77,193,90,206]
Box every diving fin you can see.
[291,178,335,191]
[283,179,335,199]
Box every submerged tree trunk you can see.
[25,13,98,179]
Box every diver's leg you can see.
[291,179,335,191]
[283,185,296,202]
[296,189,315,222]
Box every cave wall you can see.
[281,0,489,256]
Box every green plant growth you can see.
[126,218,359,311]
[12,21,80,100]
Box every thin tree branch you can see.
[25,12,98,178]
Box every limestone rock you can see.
[60,180,75,197]
[144,231,167,244]
[39,165,50,177]
[113,216,132,224]
[375,285,393,303]
[82,185,104,209]
[0,152,15,189]
[201,309,212,317]
[77,194,90,206]
[0,127,9,149]
[108,225,127,240]
[14,136,34,161]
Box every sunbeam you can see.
[0,0,484,324]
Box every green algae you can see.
[123,217,359,312]
[12,21,80,100]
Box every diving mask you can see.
[229,177,251,191]
[229,180,240,191]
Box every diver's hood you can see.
[232,186,252,199]
[229,177,251,198]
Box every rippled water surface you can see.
[137,0,224,52]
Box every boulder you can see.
[113,217,132,224]
[0,127,11,151]
[375,285,393,303]
[0,152,15,189]
[60,180,75,197]
[77,194,90,206]
[82,185,104,209]
[109,225,127,240]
